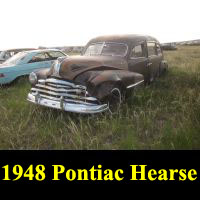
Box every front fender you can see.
[76,70,144,100]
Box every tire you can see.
[145,73,155,85]
[106,84,125,114]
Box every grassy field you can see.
[0,46,200,149]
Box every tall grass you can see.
[0,46,200,149]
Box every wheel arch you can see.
[85,70,128,101]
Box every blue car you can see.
[0,49,67,85]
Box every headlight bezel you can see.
[52,56,66,76]
[53,60,61,76]
[29,72,37,85]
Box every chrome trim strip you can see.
[31,88,97,101]
[45,78,76,87]
[35,84,85,93]
[46,83,70,89]
[33,93,97,106]
[27,93,108,114]
[45,78,87,90]
[126,80,144,89]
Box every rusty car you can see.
[27,34,168,114]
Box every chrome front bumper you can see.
[27,78,109,114]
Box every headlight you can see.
[29,72,37,85]
[52,56,66,76]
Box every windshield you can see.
[84,42,128,57]
[3,52,27,65]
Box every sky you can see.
[0,0,200,49]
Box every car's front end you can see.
[27,76,109,114]
[27,39,145,114]
[27,56,112,113]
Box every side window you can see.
[147,42,157,56]
[130,44,145,58]
[47,51,65,60]
[29,53,49,63]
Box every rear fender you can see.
[159,60,168,75]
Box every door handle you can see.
[147,62,152,67]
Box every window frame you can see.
[147,41,157,57]
[46,51,66,60]
[129,42,147,59]
[28,52,50,63]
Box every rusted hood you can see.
[59,55,127,80]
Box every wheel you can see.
[145,73,154,85]
[107,85,125,114]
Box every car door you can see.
[128,41,149,81]
[147,41,161,81]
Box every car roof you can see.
[1,48,37,52]
[86,34,159,46]
[23,49,63,54]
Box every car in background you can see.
[161,43,177,50]
[0,49,67,85]
[27,34,168,114]
[0,48,37,64]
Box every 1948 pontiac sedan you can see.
[27,34,168,114]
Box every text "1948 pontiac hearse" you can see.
[27,34,168,114]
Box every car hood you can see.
[58,55,128,80]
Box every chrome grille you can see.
[31,78,99,106]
